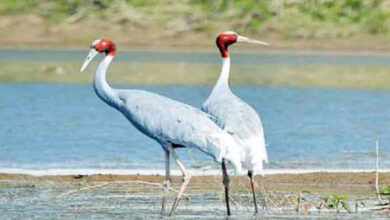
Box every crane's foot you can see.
[169,175,192,216]
[161,179,171,216]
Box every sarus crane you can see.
[202,31,269,215]
[80,38,243,216]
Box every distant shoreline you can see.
[1,0,390,55]
[1,46,390,56]
[1,49,390,88]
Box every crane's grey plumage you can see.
[118,88,242,162]
[80,39,243,216]
[202,58,268,175]
[202,32,269,215]
[93,55,242,170]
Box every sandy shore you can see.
[1,172,389,196]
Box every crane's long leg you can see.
[169,147,191,216]
[221,159,231,216]
[248,170,258,214]
[161,148,171,216]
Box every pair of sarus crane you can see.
[80,31,269,217]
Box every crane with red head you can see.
[80,38,245,216]
[202,31,269,216]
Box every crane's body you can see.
[202,57,268,175]
[202,32,270,215]
[81,39,243,216]
[93,55,242,168]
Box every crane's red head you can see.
[80,38,117,72]
[216,31,270,58]
[216,31,238,58]
[91,38,116,56]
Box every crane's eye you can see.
[91,45,100,52]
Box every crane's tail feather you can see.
[243,136,268,176]
[206,134,243,174]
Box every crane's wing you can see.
[204,96,262,137]
[116,89,243,172]
[202,92,268,175]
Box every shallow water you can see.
[0,180,381,219]
[1,83,390,172]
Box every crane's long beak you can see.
[237,35,270,46]
[80,49,98,72]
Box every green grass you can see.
[2,61,390,89]
[191,0,390,37]
[0,0,389,40]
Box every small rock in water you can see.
[40,65,65,75]
[73,174,85,179]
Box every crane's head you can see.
[216,31,269,57]
[80,38,116,72]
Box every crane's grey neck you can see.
[94,55,121,109]
[215,57,231,90]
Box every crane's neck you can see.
[94,55,121,109]
[215,57,231,90]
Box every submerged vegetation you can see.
[324,194,352,213]
[0,0,389,49]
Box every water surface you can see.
[1,83,389,172]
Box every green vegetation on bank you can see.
[194,0,390,36]
[0,0,389,49]
[1,1,389,88]
[2,61,390,89]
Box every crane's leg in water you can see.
[222,159,231,216]
[248,170,259,214]
[169,147,192,216]
[161,148,171,216]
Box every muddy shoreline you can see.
[1,172,389,196]
[2,172,390,218]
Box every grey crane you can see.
[80,38,243,216]
[202,31,269,215]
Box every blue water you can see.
[1,83,390,171]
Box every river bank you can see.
[1,49,390,89]
[1,172,389,218]
[1,171,390,195]
[1,0,390,51]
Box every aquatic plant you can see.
[380,185,390,195]
[324,194,352,213]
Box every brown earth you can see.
[1,172,389,196]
